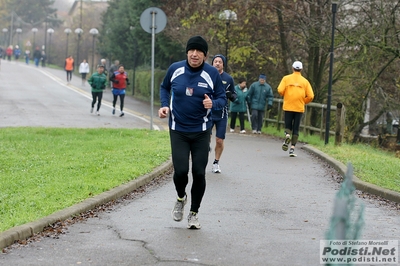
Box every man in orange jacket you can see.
[65,55,74,84]
[277,61,314,157]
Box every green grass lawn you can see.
[259,124,400,194]
[1,124,399,233]
[0,127,171,232]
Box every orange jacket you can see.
[65,58,74,71]
[277,72,314,113]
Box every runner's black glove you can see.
[226,90,232,99]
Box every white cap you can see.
[292,61,303,70]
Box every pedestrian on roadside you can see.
[109,64,129,117]
[108,60,119,88]
[33,47,41,67]
[14,45,21,61]
[158,36,227,229]
[229,78,248,134]
[246,74,274,134]
[41,51,46,67]
[6,45,13,61]
[24,49,30,65]
[277,61,314,157]
[100,59,108,77]
[210,54,237,174]
[79,59,89,86]
[0,46,2,69]
[64,55,74,83]
[88,65,107,116]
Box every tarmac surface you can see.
[0,60,399,265]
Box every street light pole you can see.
[2,28,8,47]
[219,9,237,70]
[47,28,54,64]
[130,26,137,95]
[74,28,83,67]
[64,28,71,58]
[89,28,99,74]
[32,28,38,50]
[16,28,22,46]
[325,1,338,145]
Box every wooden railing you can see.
[244,98,345,145]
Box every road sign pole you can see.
[140,7,167,130]
[150,11,156,130]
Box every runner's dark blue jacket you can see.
[160,60,227,132]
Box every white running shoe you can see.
[230,128,234,133]
[96,111,100,116]
[282,134,291,151]
[252,130,257,134]
[240,130,246,134]
[172,195,187,222]
[187,212,201,229]
[212,163,221,173]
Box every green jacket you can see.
[230,85,249,113]
[246,81,273,111]
[88,72,107,92]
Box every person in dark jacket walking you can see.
[158,36,227,229]
[210,54,237,174]
[246,74,274,134]
[88,65,107,116]
[33,47,41,67]
[108,60,119,88]
[229,78,248,133]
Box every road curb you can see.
[0,159,173,250]
[303,145,400,204]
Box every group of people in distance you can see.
[0,45,46,67]
[159,35,314,229]
[64,56,129,117]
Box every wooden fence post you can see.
[277,99,283,131]
[335,103,345,145]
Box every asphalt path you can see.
[0,60,399,265]
[0,60,166,130]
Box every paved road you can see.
[0,60,399,265]
[0,60,167,130]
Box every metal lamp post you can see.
[64,28,71,58]
[74,28,83,66]
[130,26,137,95]
[89,28,99,73]
[325,1,338,145]
[2,28,8,47]
[219,9,237,69]
[47,28,54,64]
[16,28,22,46]
[31,28,38,50]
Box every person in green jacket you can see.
[88,65,107,116]
[246,74,274,134]
[229,78,248,133]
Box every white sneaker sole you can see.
[187,223,201,229]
